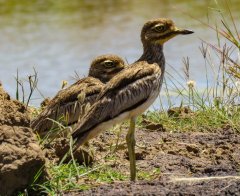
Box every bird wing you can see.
[31,77,103,134]
[72,62,161,139]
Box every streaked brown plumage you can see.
[72,63,160,140]
[31,54,125,136]
[71,18,193,181]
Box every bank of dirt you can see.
[0,84,46,195]
[64,124,240,195]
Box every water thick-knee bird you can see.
[71,18,194,181]
[31,54,125,137]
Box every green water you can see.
[0,0,239,106]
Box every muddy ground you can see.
[64,124,240,195]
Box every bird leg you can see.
[126,117,136,181]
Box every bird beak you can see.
[175,28,194,35]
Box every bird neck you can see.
[138,43,165,71]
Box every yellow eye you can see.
[154,24,166,32]
[103,60,115,68]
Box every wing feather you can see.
[31,77,103,134]
[72,62,161,139]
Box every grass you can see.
[38,163,127,194]
[142,106,240,133]
[35,160,161,194]
[17,0,240,195]
[138,168,161,181]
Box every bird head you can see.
[141,18,194,45]
[89,54,125,83]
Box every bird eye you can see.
[103,60,115,68]
[154,24,166,32]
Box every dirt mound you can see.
[0,85,30,126]
[0,85,46,195]
[0,125,46,195]
[67,125,240,195]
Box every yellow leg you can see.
[126,117,136,181]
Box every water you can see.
[0,0,239,107]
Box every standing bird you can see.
[71,18,193,181]
[31,54,125,137]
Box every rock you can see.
[167,106,192,118]
[0,85,46,195]
[0,125,46,195]
[141,117,165,132]
[0,85,30,126]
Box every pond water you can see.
[0,0,239,107]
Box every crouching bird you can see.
[31,54,125,137]
[71,18,194,181]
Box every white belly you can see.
[128,90,158,117]
[83,90,159,143]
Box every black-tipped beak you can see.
[177,29,194,35]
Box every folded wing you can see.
[31,77,103,135]
[72,62,161,140]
